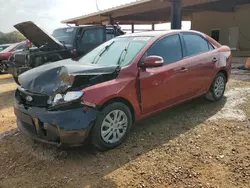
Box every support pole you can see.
[109,14,114,25]
[171,0,182,29]
[131,23,134,33]
[152,23,155,31]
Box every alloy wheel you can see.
[101,110,128,144]
[214,76,225,98]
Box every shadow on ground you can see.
[0,96,227,187]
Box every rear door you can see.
[77,27,105,55]
[180,32,219,94]
[139,34,193,115]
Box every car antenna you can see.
[66,23,71,27]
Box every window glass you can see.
[15,44,27,50]
[0,45,10,52]
[52,27,77,44]
[79,36,151,67]
[183,33,209,56]
[146,34,182,64]
[106,34,115,41]
[82,28,104,44]
[106,29,115,41]
[208,42,214,50]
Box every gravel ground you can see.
[0,68,250,188]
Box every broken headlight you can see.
[51,91,83,106]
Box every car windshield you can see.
[0,43,18,53]
[52,28,77,44]
[0,45,11,52]
[78,36,152,67]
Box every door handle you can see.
[212,57,218,63]
[176,67,188,73]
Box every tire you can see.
[205,72,226,101]
[91,102,132,151]
[0,62,7,74]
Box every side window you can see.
[146,34,182,64]
[15,44,27,50]
[183,33,209,57]
[81,28,104,44]
[208,42,214,50]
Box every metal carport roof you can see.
[61,0,250,25]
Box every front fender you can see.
[82,76,141,119]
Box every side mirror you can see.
[141,56,164,68]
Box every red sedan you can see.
[0,41,29,73]
[15,30,231,150]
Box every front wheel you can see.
[205,72,226,101]
[91,102,132,151]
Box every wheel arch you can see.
[98,97,135,123]
[217,69,228,82]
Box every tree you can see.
[0,31,25,44]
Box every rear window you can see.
[183,33,209,57]
[52,28,77,44]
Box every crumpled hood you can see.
[14,21,64,49]
[18,59,119,96]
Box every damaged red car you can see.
[14,30,231,150]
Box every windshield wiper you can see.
[91,41,115,64]
[116,40,132,67]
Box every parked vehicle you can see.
[0,41,29,73]
[14,30,231,150]
[0,44,11,52]
[7,21,124,81]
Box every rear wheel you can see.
[91,102,132,151]
[205,72,226,101]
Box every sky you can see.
[0,0,190,33]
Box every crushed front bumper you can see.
[14,100,98,147]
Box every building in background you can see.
[191,4,250,57]
[62,0,250,57]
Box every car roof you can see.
[54,25,107,30]
[119,30,206,38]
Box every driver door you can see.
[139,34,192,115]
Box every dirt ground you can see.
[0,67,250,188]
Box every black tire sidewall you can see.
[0,62,6,73]
[91,102,132,151]
[210,72,226,101]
